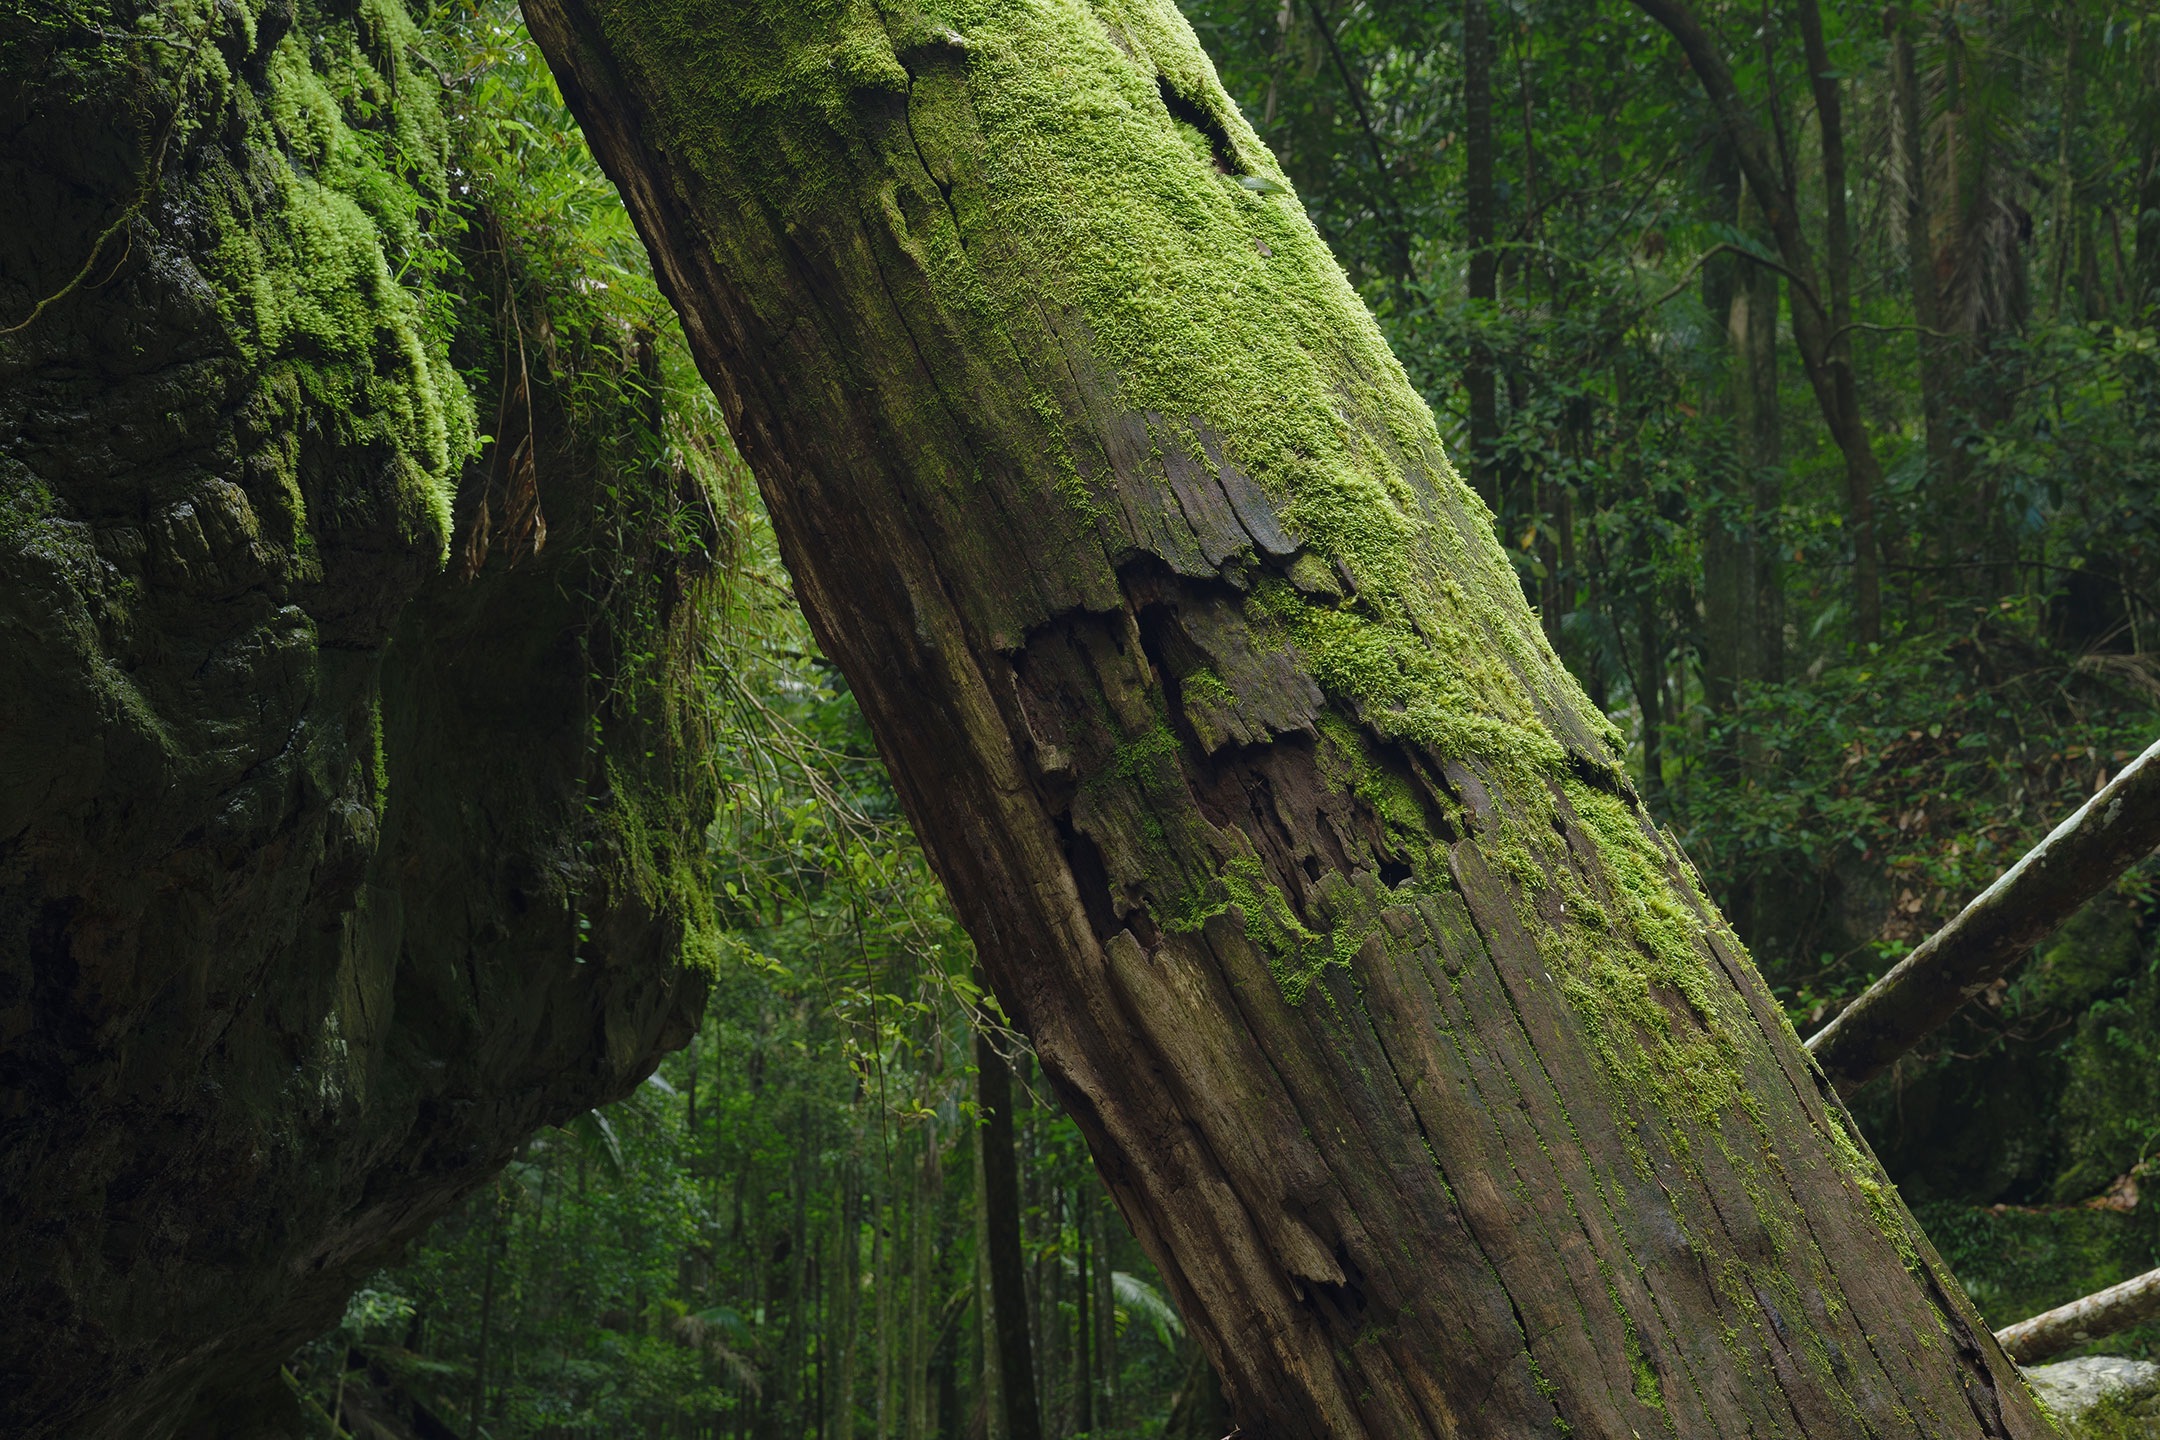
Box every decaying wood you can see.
[1809,736,2160,1096]
[1997,1265,2160,1366]
[519,2,2050,1433]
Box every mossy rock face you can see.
[0,3,717,1434]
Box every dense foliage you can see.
[291,0,2160,1434]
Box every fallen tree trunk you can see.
[1997,1266,2160,1366]
[1808,737,2160,1095]
[520,3,2050,1433]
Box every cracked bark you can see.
[518,2,2049,1435]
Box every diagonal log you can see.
[517,2,2053,1430]
[1807,736,2160,1096]
[1996,1265,2160,1366]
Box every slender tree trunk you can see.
[1700,144,1749,724]
[1638,0,1884,644]
[1462,0,1499,512]
[1089,1196,1115,1431]
[1039,1214,1063,1435]
[1794,0,1880,641]
[1635,596,1666,805]
[1709,181,1784,710]
[1891,7,1954,590]
[908,1128,937,1440]
[789,1108,814,1440]
[2047,12,2079,321]
[836,1163,862,1440]
[1074,1193,1094,1436]
[875,1205,893,1440]
[972,1114,1006,1440]
[525,3,2049,1434]
[1737,230,1784,688]
[468,1189,504,1440]
[814,1240,828,1440]
[2133,37,2160,319]
[974,1028,1041,1440]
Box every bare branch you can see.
[1997,1265,2160,1366]
[1807,736,2160,1095]
[1642,241,1820,313]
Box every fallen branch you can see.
[1806,735,2160,1096]
[1997,1265,2160,1365]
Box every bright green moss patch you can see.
[1162,855,1367,1006]
[1180,666,1233,709]
[200,0,475,558]
[594,0,1609,769]
[936,1,1609,761]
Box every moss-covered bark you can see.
[520,1,2051,1434]
[0,4,719,1433]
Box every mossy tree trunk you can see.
[521,2,2049,1435]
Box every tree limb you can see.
[1807,735,2160,1095]
[1642,241,1819,314]
[1997,1265,2160,1365]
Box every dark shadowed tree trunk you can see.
[1636,0,1884,644]
[1704,177,1784,722]
[975,1027,1042,1440]
[1462,0,1499,513]
[1700,144,1751,724]
[521,2,2049,1434]
[1735,196,1785,687]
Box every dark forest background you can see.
[291,0,2160,1434]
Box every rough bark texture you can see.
[1808,737,2160,1096]
[0,3,717,1433]
[521,1,2049,1434]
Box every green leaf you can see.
[1111,1270,1185,1353]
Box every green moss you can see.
[1180,666,1233,709]
[197,0,476,560]
[593,0,1610,768]
[0,469,57,548]
[2049,1384,2159,1439]
[1104,719,1181,786]
[1162,856,1335,1005]
[1312,712,1441,862]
